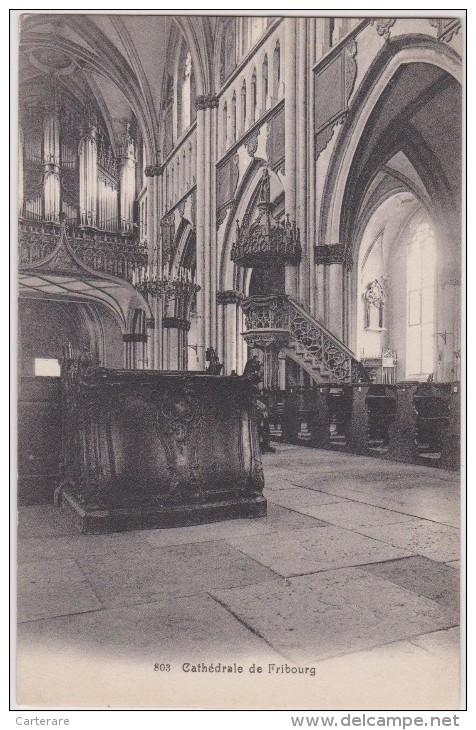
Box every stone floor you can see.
[15,445,462,710]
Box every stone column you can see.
[278,353,287,390]
[195,94,219,368]
[284,18,298,300]
[43,107,61,222]
[144,162,163,370]
[217,290,243,375]
[79,119,98,227]
[315,264,326,322]
[315,244,348,341]
[328,262,344,340]
[163,317,190,371]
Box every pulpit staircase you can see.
[242,294,365,384]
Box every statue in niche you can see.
[205,347,223,375]
[364,279,386,330]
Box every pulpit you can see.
[56,359,266,533]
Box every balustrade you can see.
[242,293,362,383]
[18,218,147,283]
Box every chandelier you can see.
[231,168,301,268]
[132,263,200,301]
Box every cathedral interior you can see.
[15,13,463,710]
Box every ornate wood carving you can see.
[19,219,148,282]
[57,360,267,532]
[154,383,205,501]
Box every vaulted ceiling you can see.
[18,13,217,162]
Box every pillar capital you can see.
[315,244,353,269]
[162,316,191,332]
[145,164,164,177]
[195,94,219,110]
[216,290,244,305]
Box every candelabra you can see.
[132,263,200,301]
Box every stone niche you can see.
[56,359,266,533]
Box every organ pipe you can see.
[79,121,98,227]
[43,109,61,221]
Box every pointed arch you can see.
[319,36,461,251]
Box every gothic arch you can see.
[173,16,214,96]
[319,36,462,251]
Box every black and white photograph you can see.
[12,9,464,712]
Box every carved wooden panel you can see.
[216,154,239,214]
[58,361,266,532]
[266,106,285,171]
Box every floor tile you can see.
[361,556,460,610]
[75,540,280,608]
[17,593,279,664]
[265,488,346,510]
[17,530,150,564]
[226,525,414,577]
[257,503,329,532]
[411,627,460,660]
[18,559,102,622]
[142,517,269,548]
[210,567,459,663]
[351,520,460,563]
[298,501,419,528]
[17,505,79,539]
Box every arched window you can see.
[273,41,281,100]
[222,102,228,150]
[406,221,437,378]
[262,55,268,111]
[232,92,237,142]
[251,70,257,123]
[241,80,247,130]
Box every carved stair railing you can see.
[18,218,148,283]
[242,294,366,383]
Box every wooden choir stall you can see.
[55,358,267,533]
